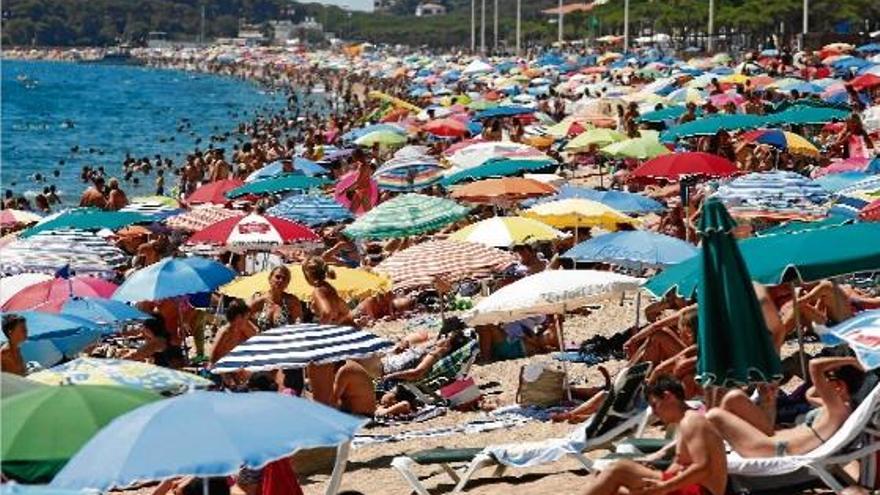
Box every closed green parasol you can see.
[344,193,469,240]
[695,198,782,387]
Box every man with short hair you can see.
[580,375,728,495]
[1,314,28,375]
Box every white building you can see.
[415,2,446,16]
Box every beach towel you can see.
[261,459,303,495]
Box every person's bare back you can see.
[672,410,728,495]
[332,360,376,417]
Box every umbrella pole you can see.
[556,314,572,402]
[634,290,642,329]
[326,441,352,495]
[791,282,808,381]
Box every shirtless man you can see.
[79,176,107,209]
[332,359,378,416]
[106,178,128,211]
[209,300,258,364]
[581,376,728,495]
[1,314,28,376]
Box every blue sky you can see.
[306,0,374,12]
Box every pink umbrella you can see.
[1,276,118,312]
[812,157,874,177]
[709,92,745,107]
[334,170,379,215]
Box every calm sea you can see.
[1,59,285,202]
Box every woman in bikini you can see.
[248,265,303,332]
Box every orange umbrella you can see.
[450,177,557,204]
[423,118,469,137]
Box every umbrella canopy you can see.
[334,170,380,215]
[376,240,517,290]
[354,130,407,147]
[2,277,118,312]
[58,298,152,325]
[814,157,880,177]
[660,114,766,141]
[22,210,152,238]
[344,193,469,240]
[564,128,626,151]
[861,198,880,221]
[0,210,42,228]
[1,274,53,307]
[1,385,161,483]
[523,198,639,230]
[601,136,671,159]
[164,205,244,233]
[446,142,551,170]
[740,129,820,156]
[763,104,850,126]
[244,158,327,182]
[118,201,182,222]
[0,312,101,366]
[185,179,245,205]
[28,358,211,393]
[450,177,557,203]
[372,156,444,192]
[449,216,568,248]
[630,152,739,179]
[0,230,128,279]
[185,213,319,250]
[0,484,95,495]
[528,185,665,214]
[439,157,557,186]
[695,198,782,387]
[473,105,535,120]
[112,257,236,303]
[51,391,365,492]
[713,171,828,209]
[645,222,880,298]
[220,264,391,302]
[212,323,393,373]
[564,231,698,269]
[815,171,872,192]
[266,193,354,226]
[464,270,642,326]
[423,117,469,137]
[226,175,330,199]
[0,373,46,399]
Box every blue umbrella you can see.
[815,172,871,193]
[0,312,101,366]
[439,158,556,186]
[473,105,536,120]
[0,484,96,495]
[112,257,236,303]
[564,231,698,269]
[61,298,152,326]
[527,185,665,214]
[267,193,354,226]
[51,391,365,492]
[245,158,327,182]
[858,43,880,53]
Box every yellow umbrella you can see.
[220,264,392,302]
[722,73,751,85]
[544,116,592,139]
[449,216,568,248]
[523,198,640,230]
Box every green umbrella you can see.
[0,373,47,398]
[564,128,626,152]
[660,114,766,142]
[344,193,469,239]
[354,130,407,147]
[1,385,161,483]
[695,198,782,387]
[21,209,152,238]
[225,174,330,199]
[764,105,850,126]
[646,222,880,298]
[601,136,671,159]
[439,158,557,187]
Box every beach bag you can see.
[516,363,565,407]
[440,377,482,410]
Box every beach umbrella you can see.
[0,311,101,366]
[544,116,590,139]
[211,323,393,374]
[341,123,405,143]
[219,264,391,302]
[21,210,152,238]
[645,222,880,298]
[601,136,671,159]
[763,105,850,126]
[343,193,469,240]
[0,373,46,399]
[164,205,244,233]
[836,176,880,197]
[118,198,183,221]
[472,105,535,120]
[58,298,151,325]
[376,240,517,291]
[0,229,128,279]
[226,174,330,199]
[244,158,328,182]
[0,210,42,228]
[334,170,379,214]
[185,212,319,250]
[564,128,626,151]
[638,106,702,124]
[564,231,698,269]
[630,151,738,179]
[528,185,665,214]
[815,172,871,192]
[1,385,161,483]
[0,484,95,495]
[372,156,444,192]
[354,130,407,147]
[450,177,556,204]
[28,357,211,394]
[861,199,880,221]
[740,129,820,156]
[463,270,642,326]
[523,198,639,230]
[1,274,53,307]
[50,391,364,494]
[713,171,828,209]
[2,277,118,312]
[446,141,552,170]
[850,74,880,91]
[185,179,245,205]
[695,197,782,387]
[439,157,557,186]
[448,216,568,248]
[814,157,880,177]
[756,216,852,236]
[266,193,353,226]
[112,257,236,303]
[660,114,766,141]
[423,117,469,137]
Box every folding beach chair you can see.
[391,362,652,494]
[398,339,480,406]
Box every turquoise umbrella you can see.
[764,105,851,126]
[225,174,330,199]
[695,197,782,386]
[21,209,152,238]
[344,193,469,240]
[645,222,880,298]
[660,114,766,142]
[439,158,557,187]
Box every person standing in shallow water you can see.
[79,176,107,209]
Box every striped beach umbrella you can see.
[164,205,244,233]
[28,357,211,394]
[266,194,353,226]
[186,213,319,250]
[373,156,444,192]
[713,171,828,209]
[740,129,820,156]
[0,230,128,278]
[211,323,394,373]
[376,239,517,290]
[344,194,469,240]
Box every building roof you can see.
[541,2,595,15]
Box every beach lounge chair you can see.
[725,376,880,493]
[398,339,480,406]
[391,362,652,494]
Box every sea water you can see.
[1,59,285,202]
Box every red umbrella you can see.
[850,74,880,92]
[186,212,319,249]
[185,179,244,205]
[2,276,118,312]
[860,199,880,222]
[631,152,739,180]
[423,118,468,138]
